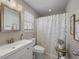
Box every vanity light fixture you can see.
[10,0,16,8]
[1,0,6,2]
[17,4,22,12]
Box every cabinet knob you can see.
[27,48,29,50]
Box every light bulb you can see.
[17,4,22,12]
[10,0,16,8]
[49,9,52,12]
[1,0,6,2]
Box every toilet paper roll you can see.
[60,56,65,59]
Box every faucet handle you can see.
[6,40,10,44]
[6,38,15,44]
[20,33,23,40]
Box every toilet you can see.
[31,38,45,59]
[33,45,45,59]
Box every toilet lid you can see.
[33,45,45,53]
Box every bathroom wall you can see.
[67,0,79,13]
[66,0,79,59]
[0,0,38,45]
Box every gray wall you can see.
[0,0,38,45]
[66,0,79,59]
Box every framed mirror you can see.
[70,14,75,36]
[0,4,21,32]
[70,14,79,42]
[75,19,79,41]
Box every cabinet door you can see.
[26,47,33,59]
[21,46,33,59]
[5,49,25,59]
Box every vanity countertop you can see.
[0,39,34,59]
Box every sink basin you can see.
[0,40,28,50]
[0,39,33,50]
[0,45,12,50]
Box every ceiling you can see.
[24,0,68,16]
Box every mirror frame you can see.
[0,3,21,32]
[70,14,79,42]
[70,14,75,39]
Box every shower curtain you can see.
[37,13,66,59]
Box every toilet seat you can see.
[33,45,45,53]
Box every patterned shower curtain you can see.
[37,13,66,59]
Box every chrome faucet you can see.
[7,38,15,44]
[20,33,23,40]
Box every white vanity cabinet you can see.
[5,44,33,59]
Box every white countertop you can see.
[0,39,34,59]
